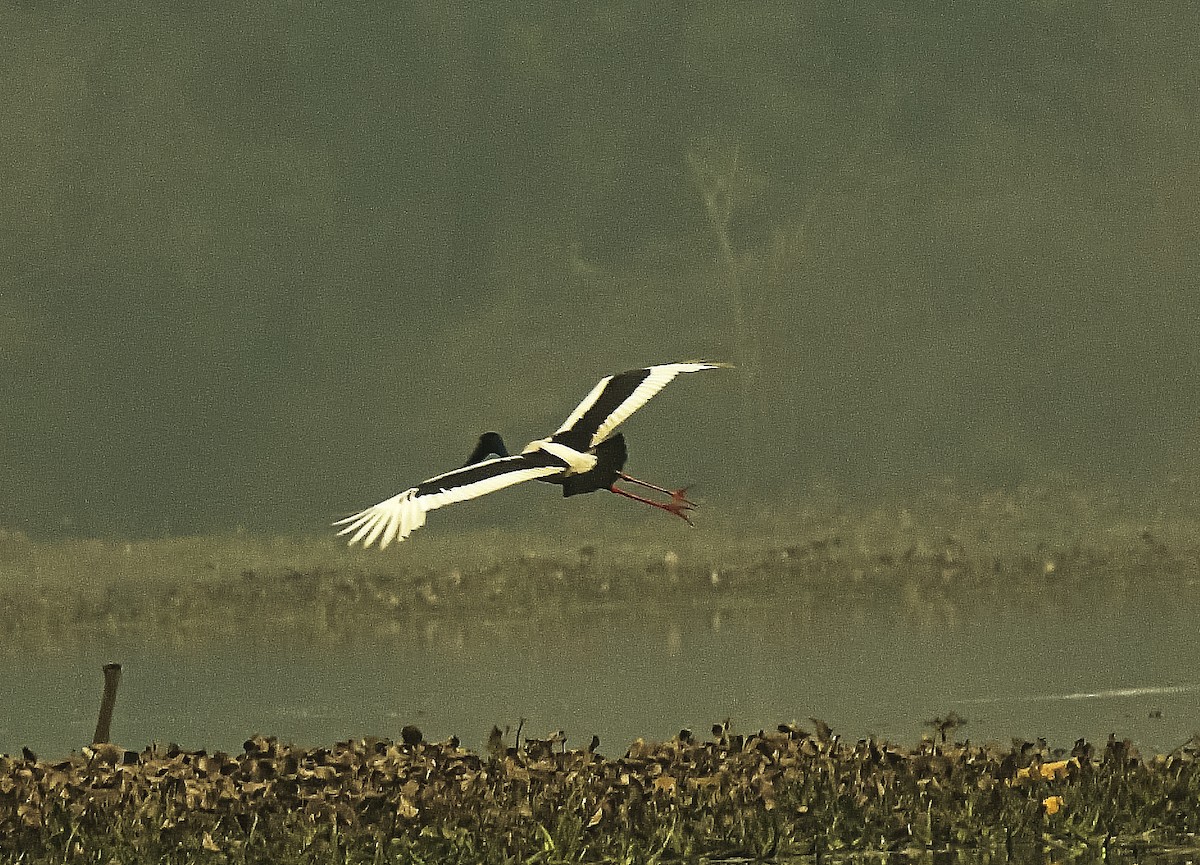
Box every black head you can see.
[462,431,510,466]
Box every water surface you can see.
[4,580,1196,760]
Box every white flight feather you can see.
[520,438,598,474]
[335,456,563,549]
[556,362,723,448]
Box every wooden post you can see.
[92,663,122,744]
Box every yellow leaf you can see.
[1040,760,1071,780]
[1043,795,1065,816]
[1014,758,1075,783]
[396,796,419,819]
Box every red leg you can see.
[609,481,696,524]
[617,473,697,506]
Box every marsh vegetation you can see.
[2,480,1199,864]
[3,719,1198,863]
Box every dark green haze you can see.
[3,2,1198,537]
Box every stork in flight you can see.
[335,362,730,549]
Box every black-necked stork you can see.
[336,362,730,549]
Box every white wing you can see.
[555,362,728,448]
[335,455,565,549]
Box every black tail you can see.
[462,432,509,466]
[560,434,628,497]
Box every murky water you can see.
[3,583,1197,760]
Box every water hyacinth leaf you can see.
[0,724,1195,859]
[587,805,604,827]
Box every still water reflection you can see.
[3,583,1197,760]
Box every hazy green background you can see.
[3,1,1198,538]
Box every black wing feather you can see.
[416,449,565,498]
[552,368,651,450]
[559,433,628,497]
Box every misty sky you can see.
[2,2,1198,537]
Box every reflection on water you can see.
[3,576,1197,761]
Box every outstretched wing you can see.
[336,451,567,549]
[554,362,729,449]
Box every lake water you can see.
[3,582,1197,760]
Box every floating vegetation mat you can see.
[3,723,1198,864]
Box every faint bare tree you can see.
[687,143,764,483]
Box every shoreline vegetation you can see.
[2,480,1199,861]
[2,722,1198,863]
[2,479,1199,646]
